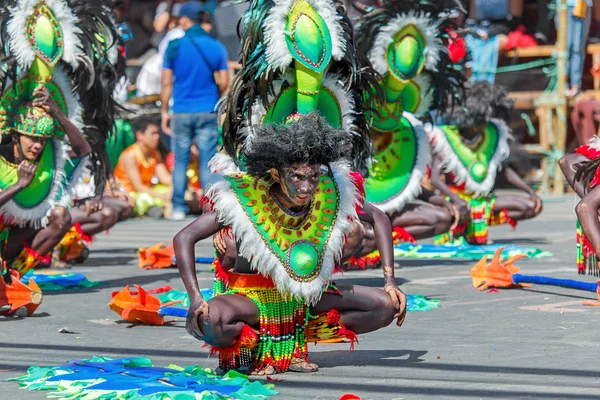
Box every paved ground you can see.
[2,194,600,400]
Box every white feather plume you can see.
[368,11,444,76]
[7,0,84,70]
[427,119,511,197]
[263,0,346,73]
[206,161,359,305]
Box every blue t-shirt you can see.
[163,25,228,113]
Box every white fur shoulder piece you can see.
[206,161,360,305]
[368,11,444,76]
[263,0,346,73]
[427,119,511,197]
[7,0,84,70]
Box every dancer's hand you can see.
[186,298,208,341]
[384,283,407,327]
[213,230,228,254]
[84,198,103,215]
[16,161,37,188]
[531,193,543,214]
[32,86,61,116]
[161,111,171,136]
[452,196,470,223]
[444,202,460,231]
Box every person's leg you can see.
[310,285,397,334]
[171,113,193,214]
[30,207,72,256]
[196,294,260,348]
[493,195,541,221]
[195,113,219,191]
[101,196,134,222]
[390,203,455,240]
[568,7,585,93]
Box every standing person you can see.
[160,1,229,221]
[557,0,593,97]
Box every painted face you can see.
[278,163,321,207]
[18,134,46,162]
[136,123,161,150]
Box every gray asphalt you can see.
[2,194,600,400]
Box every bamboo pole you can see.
[553,0,568,195]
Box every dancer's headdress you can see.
[354,0,464,117]
[221,0,378,174]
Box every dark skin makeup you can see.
[174,163,407,375]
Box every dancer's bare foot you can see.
[289,358,319,373]
[250,365,276,376]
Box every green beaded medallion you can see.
[226,172,339,282]
[440,123,500,183]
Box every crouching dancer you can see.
[174,115,407,375]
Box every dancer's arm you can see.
[430,157,470,218]
[173,211,223,337]
[359,202,407,326]
[560,153,589,198]
[500,165,542,213]
[32,86,91,157]
[576,186,600,255]
[0,161,37,208]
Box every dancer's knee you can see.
[50,206,72,232]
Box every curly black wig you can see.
[442,81,513,130]
[243,113,352,178]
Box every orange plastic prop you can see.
[109,285,165,325]
[582,281,600,306]
[0,270,43,317]
[470,248,530,291]
[138,242,174,269]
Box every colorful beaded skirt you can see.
[215,271,310,374]
[435,193,514,245]
[577,219,599,275]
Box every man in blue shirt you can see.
[160,0,229,220]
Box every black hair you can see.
[442,81,513,130]
[133,115,160,135]
[574,157,600,194]
[243,113,351,178]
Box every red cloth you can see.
[504,25,537,51]
[447,29,466,63]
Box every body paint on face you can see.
[274,163,322,210]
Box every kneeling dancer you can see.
[174,116,407,375]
